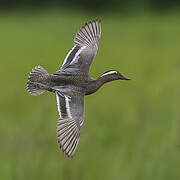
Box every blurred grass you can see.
[0,9,180,180]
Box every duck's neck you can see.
[86,74,117,95]
[97,74,117,85]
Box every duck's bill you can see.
[119,74,131,80]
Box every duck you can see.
[27,19,130,157]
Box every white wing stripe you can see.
[65,95,72,118]
[62,46,76,66]
[56,93,62,119]
[69,46,86,65]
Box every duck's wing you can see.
[55,89,84,157]
[54,19,101,75]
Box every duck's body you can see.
[44,73,94,94]
[27,19,130,157]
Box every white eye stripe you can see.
[101,71,118,77]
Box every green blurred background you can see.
[1,0,180,179]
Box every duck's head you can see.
[100,70,130,81]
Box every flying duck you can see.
[27,19,130,157]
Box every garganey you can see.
[27,19,130,157]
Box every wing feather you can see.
[56,91,84,157]
[68,137,79,156]
[74,19,101,48]
[55,19,101,75]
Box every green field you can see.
[0,10,180,180]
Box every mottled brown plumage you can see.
[27,19,130,157]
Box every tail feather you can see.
[27,65,49,96]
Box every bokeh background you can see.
[1,0,180,179]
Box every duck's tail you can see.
[27,65,50,96]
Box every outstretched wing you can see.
[56,90,84,157]
[54,19,101,75]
